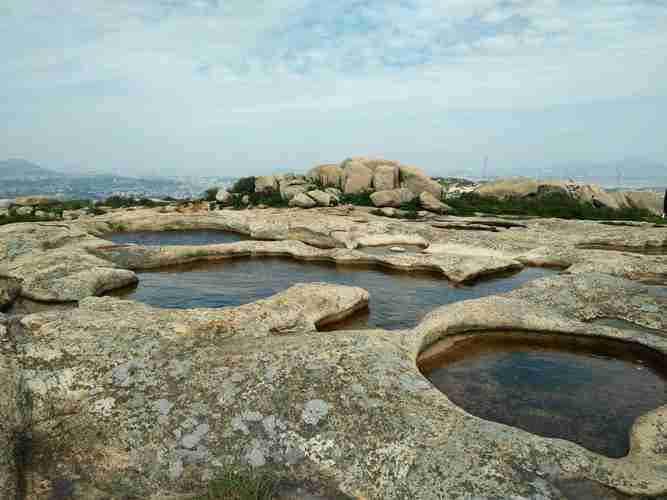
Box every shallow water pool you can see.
[111,259,556,330]
[420,332,667,457]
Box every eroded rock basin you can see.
[107,229,248,246]
[420,332,667,458]
[111,259,556,329]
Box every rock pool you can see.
[107,229,247,246]
[420,332,667,457]
[110,259,556,329]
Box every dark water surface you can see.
[111,258,556,330]
[107,230,247,246]
[421,333,667,457]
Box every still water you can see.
[111,259,555,330]
[421,333,667,457]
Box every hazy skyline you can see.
[2,1,666,178]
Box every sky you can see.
[2,0,667,179]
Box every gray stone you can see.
[306,190,332,207]
[419,191,453,214]
[372,164,399,191]
[255,175,279,194]
[16,206,33,216]
[399,165,443,198]
[289,193,317,209]
[215,189,232,204]
[370,188,415,208]
[306,164,344,189]
[342,162,373,194]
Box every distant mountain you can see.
[0,159,64,179]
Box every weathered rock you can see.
[342,162,373,194]
[306,190,332,207]
[340,157,401,172]
[281,183,315,201]
[306,165,344,189]
[370,189,415,208]
[289,193,317,209]
[0,208,9,217]
[241,195,250,205]
[0,200,13,209]
[215,189,232,204]
[399,165,443,198]
[13,196,55,206]
[14,278,667,499]
[16,206,33,216]
[620,191,666,216]
[372,165,399,191]
[419,192,452,214]
[0,354,20,499]
[325,188,342,202]
[255,175,279,194]
[379,207,396,217]
[0,275,22,311]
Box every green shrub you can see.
[229,177,256,196]
[203,188,219,202]
[444,192,665,223]
[99,196,165,209]
[339,192,374,207]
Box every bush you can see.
[444,192,665,223]
[196,470,277,500]
[229,177,256,196]
[203,188,219,202]
[339,192,374,207]
[98,196,165,209]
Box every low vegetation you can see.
[339,192,374,206]
[444,192,665,223]
[196,470,277,500]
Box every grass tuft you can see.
[196,470,277,500]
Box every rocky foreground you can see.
[1,206,667,499]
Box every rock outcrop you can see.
[6,272,667,499]
[370,188,415,208]
[398,165,443,198]
[306,164,344,189]
[255,175,279,194]
[372,165,399,191]
[342,162,373,194]
[419,191,452,214]
[289,193,318,209]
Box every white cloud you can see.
[1,0,666,175]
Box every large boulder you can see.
[419,191,453,214]
[288,193,317,208]
[342,162,373,194]
[325,188,342,204]
[281,184,313,201]
[621,191,665,216]
[373,165,399,191]
[342,162,374,195]
[306,190,332,207]
[16,206,33,216]
[255,175,279,194]
[13,196,55,207]
[370,188,415,208]
[215,189,232,204]
[0,200,12,209]
[399,165,443,198]
[475,177,539,199]
[306,164,344,189]
[341,157,401,172]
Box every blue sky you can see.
[1,0,666,178]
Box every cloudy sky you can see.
[2,0,666,178]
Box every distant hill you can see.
[0,159,64,179]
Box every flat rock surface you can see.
[1,208,667,498]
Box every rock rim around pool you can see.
[1,207,667,498]
[4,272,667,499]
